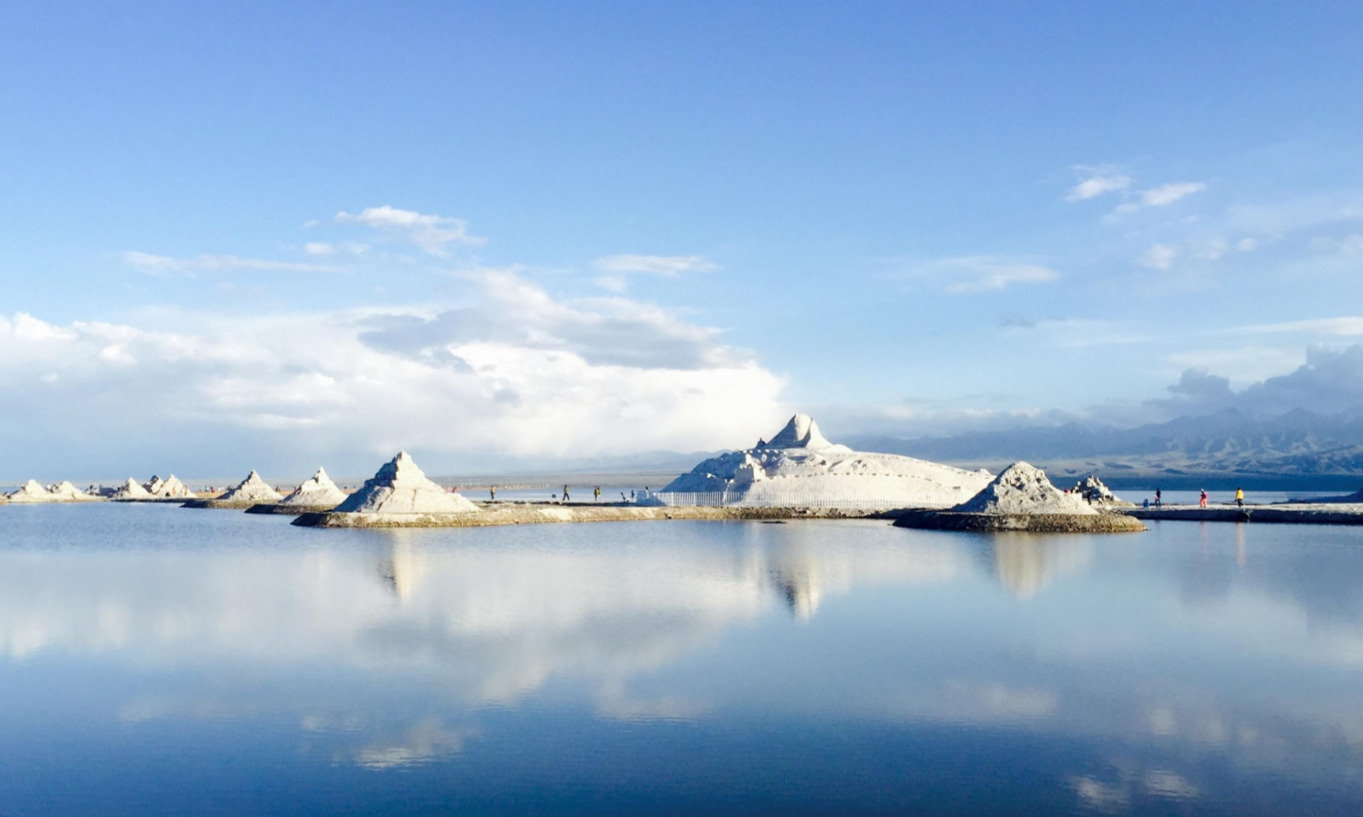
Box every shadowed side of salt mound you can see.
[184,470,282,508]
[659,413,993,510]
[247,467,348,514]
[895,462,1146,533]
[331,452,479,515]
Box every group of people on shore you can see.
[1145,487,1246,509]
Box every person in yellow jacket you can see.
[1235,487,1245,508]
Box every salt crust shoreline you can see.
[294,504,899,528]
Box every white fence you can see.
[644,491,907,511]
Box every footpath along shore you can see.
[1126,503,1363,525]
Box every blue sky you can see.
[3,1,1363,478]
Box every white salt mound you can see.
[153,475,197,499]
[219,470,284,503]
[661,414,993,510]
[7,480,53,503]
[333,451,479,514]
[49,481,96,501]
[145,476,165,495]
[954,462,1098,515]
[280,467,347,508]
[112,478,152,500]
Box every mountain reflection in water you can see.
[1,505,1362,815]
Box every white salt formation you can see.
[145,476,165,495]
[333,452,479,514]
[112,478,153,500]
[279,467,347,508]
[152,475,197,499]
[49,481,97,501]
[954,462,1098,515]
[7,480,54,503]
[219,471,284,503]
[1069,475,1130,507]
[661,414,993,509]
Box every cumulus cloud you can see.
[0,271,786,477]
[1065,166,1132,201]
[334,206,485,256]
[122,251,342,275]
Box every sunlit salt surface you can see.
[2,503,1362,815]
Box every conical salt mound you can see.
[153,475,197,499]
[49,481,94,501]
[334,452,479,514]
[280,467,347,508]
[7,480,53,502]
[112,478,152,500]
[954,462,1098,515]
[219,470,283,502]
[145,476,165,494]
[761,414,846,451]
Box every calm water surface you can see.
[2,504,1362,815]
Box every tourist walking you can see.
[1235,487,1244,508]
[1154,488,1162,508]
[490,485,496,501]
[593,486,601,502]
[1199,489,1208,508]
[563,485,570,502]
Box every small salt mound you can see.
[219,470,284,503]
[7,480,53,502]
[954,462,1098,516]
[153,475,197,499]
[1070,475,1129,507]
[112,478,152,500]
[49,481,95,501]
[280,467,347,508]
[334,451,479,514]
[145,476,165,495]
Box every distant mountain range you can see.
[845,407,1363,489]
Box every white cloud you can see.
[1236,238,1259,252]
[122,251,342,275]
[1138,244,1179,270]
[334,206,485,256]
[1065,166,1132,201]
[1222,316,1363,337]
[1141,181,1207,206]
[594,255,718,276]
[920,257,1060,294]
[0,271,786,475]
[304,241,370,256]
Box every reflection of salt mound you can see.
[280,468,347,508]
[220,471,283,503]
[334,452,479,514]
[152,475,197,499]
[112,478,152,500]
[7,480,53,503]
[662,414,993,509]
[991,535,1094,599]
[955,462,1098,516]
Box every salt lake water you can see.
[2,503,1363,815]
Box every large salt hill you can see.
[661,414,993,509]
